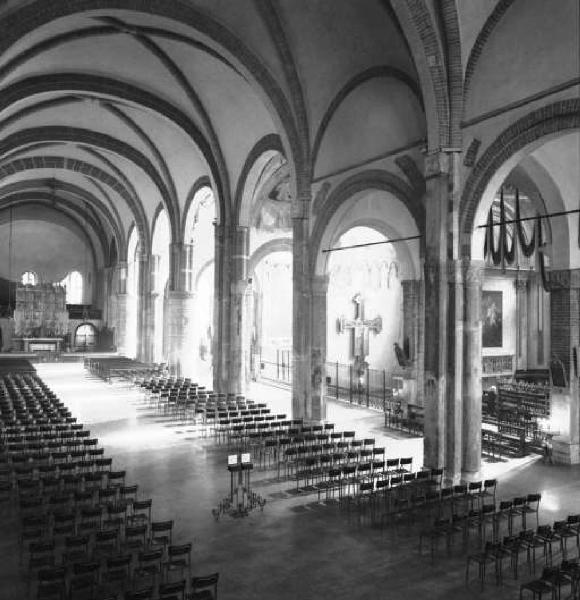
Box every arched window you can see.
[75,323,97,351]
[61,271,83,304]
[21,271,38,285]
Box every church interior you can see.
[0,1,579,599]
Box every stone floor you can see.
[1,362,579,600]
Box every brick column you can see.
[549,269,580,463]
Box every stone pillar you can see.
[462,260,484,480]
[515,278,529,369]
[311,274,329,422]
[136,251,154,363]
[292,191,313,421]
[113,262,128,355]
[99,267,112,324]
[227,227,250,395]
[401,278,423,404]
[165,291,195,377]
[163,243,195,376]
[213,223,228,392]
[422,152,451,472]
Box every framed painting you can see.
[482,290,502,347]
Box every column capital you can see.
[424,151,451,179]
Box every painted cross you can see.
[338,293,382,362]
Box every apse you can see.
[326,226,403,373]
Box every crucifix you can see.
[338,294,382,370]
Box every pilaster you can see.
[515,277,529,369]
[311,274,329,422]
[446,260,463,485]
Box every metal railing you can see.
[255,348,413,415]
[324,361,408,412]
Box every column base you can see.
[552,439,580,464]
[460,469,482,483]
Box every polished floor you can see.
[2,362,579,600]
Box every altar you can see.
[12,283,69,353]
[15,337,63,353]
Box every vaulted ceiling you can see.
[0,0,577,275]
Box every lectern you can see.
[227,453,254,515]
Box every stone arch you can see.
[235,134,285,228]
[248,238,292,276]
[328,217,417,282]
[438,0,464,148]
[311,169,424,277]
[460,100,580,258]
[182,176,212,241]
[150,202,166,250]
[194,258,215,296]
[74,322,98,350]
[463,0,517,109]
[389,1,450,150]
[109,236,118,268]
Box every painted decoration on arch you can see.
[482,290,503,348]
